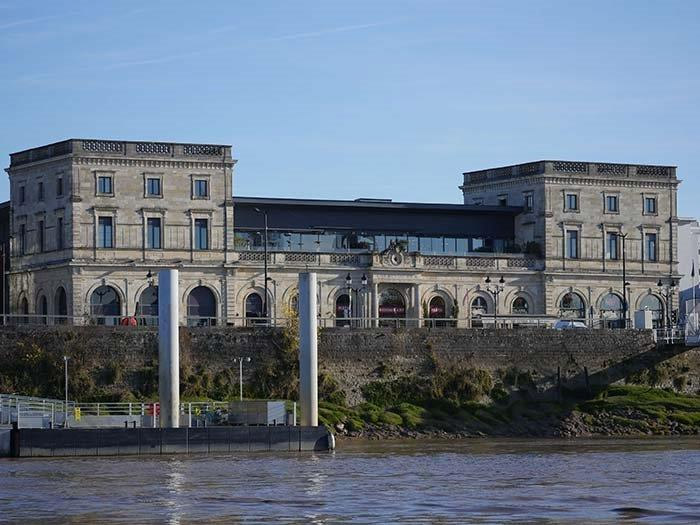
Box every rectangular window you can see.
[57,177,63,197]
[38,182,44,201]
[19,224,26,255]
[147,217,162,249]
[566,230,579,259]
[194,179,208,198]
[565,193,578,211]
[97,176,113,195]
[645,197,657,214]
[498,195,508,206]
[606,195,618,213]
[645,233,657,262]
[194,218,208,250]
[19,186,25,204]
[98,217,114,248]
[57,217,64,250]
[607,232,618,260]
[146,178,161,197]
[523,193,534,212]
[38,220,44,252]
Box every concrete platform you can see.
[4,426,334,457]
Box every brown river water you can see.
[1,438,699,523]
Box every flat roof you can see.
[233,196,522,214]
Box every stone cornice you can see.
[461,175,678,193]
[75,156,233,170]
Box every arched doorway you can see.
[639,294,664,328]
[600,293,625,328]
[335,294,350,327]
[512,297,529,314]
[90,285,121,326]
[471,296,488,327]
[379,289,405,327]
[428,296,447,327]
[137,286,159,326]
[37,295,48,325]
[188,286,217,326]
[20,297,29,324]
[560,292,586,319]
[54,287,67,324]
[244,292,263,326]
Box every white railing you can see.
[0,395,297,429]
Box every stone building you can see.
[678,217,700,320]
[2,140,681,328]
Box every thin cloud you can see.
[0,14,60,30]
[103,51,202,70]
[256,20,395,43]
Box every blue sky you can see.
[1,0,698,216]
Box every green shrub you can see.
[379,411,403,425]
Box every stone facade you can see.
[5,139,234,323]
[460,161,680,325]
[3,142,681,328]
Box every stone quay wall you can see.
[1,326,696,405]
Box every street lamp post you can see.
[657,278,677,329]
[234,356,251,401]
[254,208,269,324]
[63,355,70,428]
[345,273,368,327]
[485,276,505,328]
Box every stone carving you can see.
[330,254,361,266]
[637,165,670,177]
[82,140,124,153]
[597,163,627,175]
[285,252,317,263]
[424,256,453,267]
[464,257,495,268]
[183,144,223,156]
[135,142,171,155]
[553,161,587,173]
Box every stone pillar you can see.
[413,284,421,327]
[158,269,180,428]
[299,272,318,427]
[372,281,379,327]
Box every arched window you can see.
[20,297,29,324]
[560,292,585,319]
[379,289,406,326]
[512,297,529,314]
[428,296,448,327]
[37,295,48,324]
[639,294,664,328]
[90,285,121,326]
[470,296,488,328]
[335,294,351,327]
[471,296,488,316]
[188,286,217,326]
[244,292,263,326]
[599,293,624,328]
[54,287,67,325]
[137,286,159,326]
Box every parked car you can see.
[554,320,588,330]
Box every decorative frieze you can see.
[284,252,317,264]
[330,254,361,265]
[552,161,587,174]
[637,165,671,177]
[597,163,627,176]
[82,140,124,153]
[424,256,454,267]
[464,257,495,268]
[135,142,171,155]
[183,144,223,156]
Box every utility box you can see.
[634,309,653,329]
[228,401,287,426]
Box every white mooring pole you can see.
[299,272,318,426]
[158,269,180,428]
